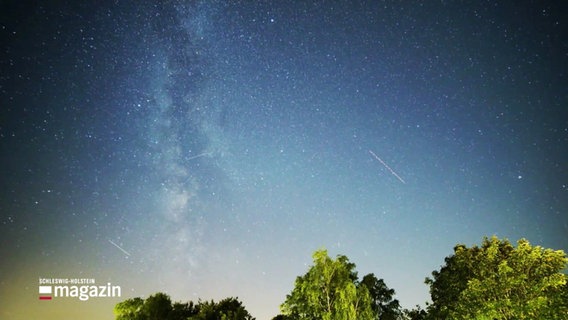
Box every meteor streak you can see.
[369,150,406,184]
[108,239,131,256]
[187,152,212,160]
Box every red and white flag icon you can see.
[39,286,52,300]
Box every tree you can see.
[360,273,401,319]
[114,294,253,320]
[170,301,199,320]
[114,297,144,320]
[425,236,568,319]
[114,293,174,320]
[215,297,255,320]
[402,305,427,320]
[280,249,375,320]
[142,292,173,320]
[190,297,255,320]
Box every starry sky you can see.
[1,1,567,319]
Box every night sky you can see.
[1,1,567,319]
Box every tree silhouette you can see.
[142,293,172,320]
[402,305,427,320]
[114,294,253,320]
[170,301,199,320]
[360,273,401,320]
[191,297,255,320]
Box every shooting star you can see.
[108,239,131,256]
[369,150,406,184]
[187,152,212,160]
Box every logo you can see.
[38,278,121,301]
[39,285,52,300]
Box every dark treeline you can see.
[115,236,568,320]
[114,294,254,320]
